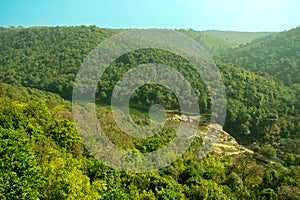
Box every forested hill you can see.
[1,82,299,199]
[0,26,115,99]
[177,29,235,54]
[202,30,275,45]
[0,26,298,145]
[0,26,230,99]
[0,26,300,199]
[216,27,300,91]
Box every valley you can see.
[0,26,299,199]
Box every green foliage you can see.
[0,92,298,198]
[39,155,101,200]
[217,26,300,90]
[0,26,114,99]
[185,180,228,200]
[258,188,278,200]
[0,26,299,199]
[96,48,211,113]
[0,26,297,148]
[0,82,67,106]
[258,144,277,159]
[277,185,300,200]
[0,128,41,199]
[47,119,81,150]
[218,61,297,144]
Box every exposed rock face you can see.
[202,124,254,156]
[166,114,181,121]
[166,114,254,157]
[166,114,204,123]
[189,123,253,157]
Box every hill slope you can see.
[216,27,300,91]
[0,26,297,146]
[0,26,299,199]
[0,26,232,99]
[0,77,299,200]
[178,29,235,54]
[0,26,115,99]
[202,30,275,45]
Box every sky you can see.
[1,0,299,31]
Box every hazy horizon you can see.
[1,0,299,32]
[1,25,296,33]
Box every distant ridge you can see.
[216,26,300,90]
[202,30,275,45]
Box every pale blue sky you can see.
[1,0,299,31]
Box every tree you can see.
[185,180,228,200]
[284,153,296,165]
[0,128,41,199]
[39,154,101,199]
[257,188,277,200]
[259,144,277,159]
[277,186,300,200]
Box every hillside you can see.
[97,47,298,145]
[202,30,275,45]
[178,29,235,54]
[0,81,68,106]
[0,26,231,99]
[1,81,299,199]
[0,26,115,99]
[216,26,300,91]
[0,26,299,199]
[0,26,298,144]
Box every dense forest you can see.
[0,26,299,199]
[216,27,300,91]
